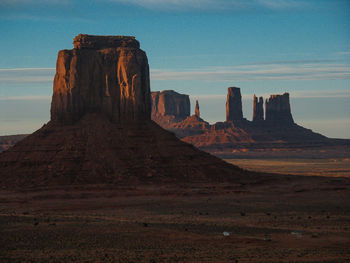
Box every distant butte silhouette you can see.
[150,88,337,153]
[0,34,245,189]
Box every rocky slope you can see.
[0,135,27,152]
[0,34,245,189]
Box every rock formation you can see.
[151,88,334,157]
[252,95,264,122]
[0,35,243,189]
[265,93,294,125]
[151,90,190,120]
[51,34,151,124]
[195,100,200,118]
[226,87,243,122]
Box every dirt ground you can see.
[225,158,350,177]
[1,178,350,263]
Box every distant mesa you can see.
[0,34,244,189]
[265,93,294,125]
[151,90,190,122]
[151,87,339,155]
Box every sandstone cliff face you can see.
[151,90,190,119]
[226,87,243,122]
[253,95,264,122]
[265,93,294,125]
[51,34,151,123]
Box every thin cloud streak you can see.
[0,68,55,84]
[0,0,69,6]
[151,62,350,81]
[107,0,306,11]
[191,90,350,100]
[0,95,51,101]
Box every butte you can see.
[0,34,246,189]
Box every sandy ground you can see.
[225,158,350,177]
[1,179,350,263]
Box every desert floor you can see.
[225,158,350,177]
[1,177,350,263]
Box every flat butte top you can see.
[73,34,140,49]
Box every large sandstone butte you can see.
[51,34,151,123]
[0,35,244,189]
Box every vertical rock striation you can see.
[265,93,294,125]
[226,87,243,122]
[195,100,200,118]
[51,34,151,123]
[252,95,264,122]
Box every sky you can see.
[0,0,349,138]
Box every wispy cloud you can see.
[150,61,350,82]
[3,61,350,85]
[107,0,306,11]
[336,51,350,56]
[190,90,350,100]
[0,68,55,83]
[0,0,69,6]
[0,95,51,101]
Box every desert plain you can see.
[1,173,350,262]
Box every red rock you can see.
[265,93,294,125]
[51,34,151,124]
[226,87,243,122]
[195,100,200,118]
[253,95,264,122]
[0,35,243,189]
[151,90,190,120]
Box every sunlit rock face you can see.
[265,93,294,125]
[51,34,151,123]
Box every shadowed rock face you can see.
[265,93,294,125]
[51,34,151,124]
[226,87,243,122]
[151,90,190,119]
[253,95,264,122]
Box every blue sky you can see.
[0,0,349,137]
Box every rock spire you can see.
[252,95,264,122]
[195,100,200,118]
[226,87,243,122]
